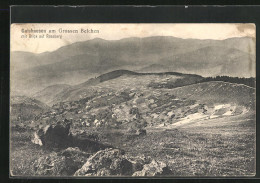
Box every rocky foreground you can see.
[28,120,172,176]
[31,146,172,177]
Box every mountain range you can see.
[11,36,255,96]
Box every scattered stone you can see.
[31,132,43,146]
[150,104,158,108]
[132,159,172,176]
[136,129,146,136]
[149,99,155,104]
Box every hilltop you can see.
[34,70,202,105]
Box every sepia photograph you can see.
[10,23,256,177]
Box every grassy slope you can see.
[91,79,255,176]
[33,84,71,106]
[167,81,255,108]
[97,112,255,176]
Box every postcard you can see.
[10,23,256,177]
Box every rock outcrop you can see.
[31,147,91,176]
[74,148,134,176]
[31,120,72,148]
[31,152,66,176]
[132,159,172,176]
[74,149,172,177]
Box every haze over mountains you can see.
[11,36,255,96]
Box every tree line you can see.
[200,76,255,88]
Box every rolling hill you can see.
[33,84,71,106]
[10,96,50,122]
[168,81,255,108]
[36,70,202,105]
[29,71,255,134]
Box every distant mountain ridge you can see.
[11,36,255,96]
[12,36,255,73]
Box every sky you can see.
[11,23,255,53]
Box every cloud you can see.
[235,24,255,37]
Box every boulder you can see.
[74,148,134,176]
[31,152,66,176]
[31,147,91,176]
[31,131,43,146]
[136,129,146,136]
[132,159,172,176]
[31,120,72,148]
